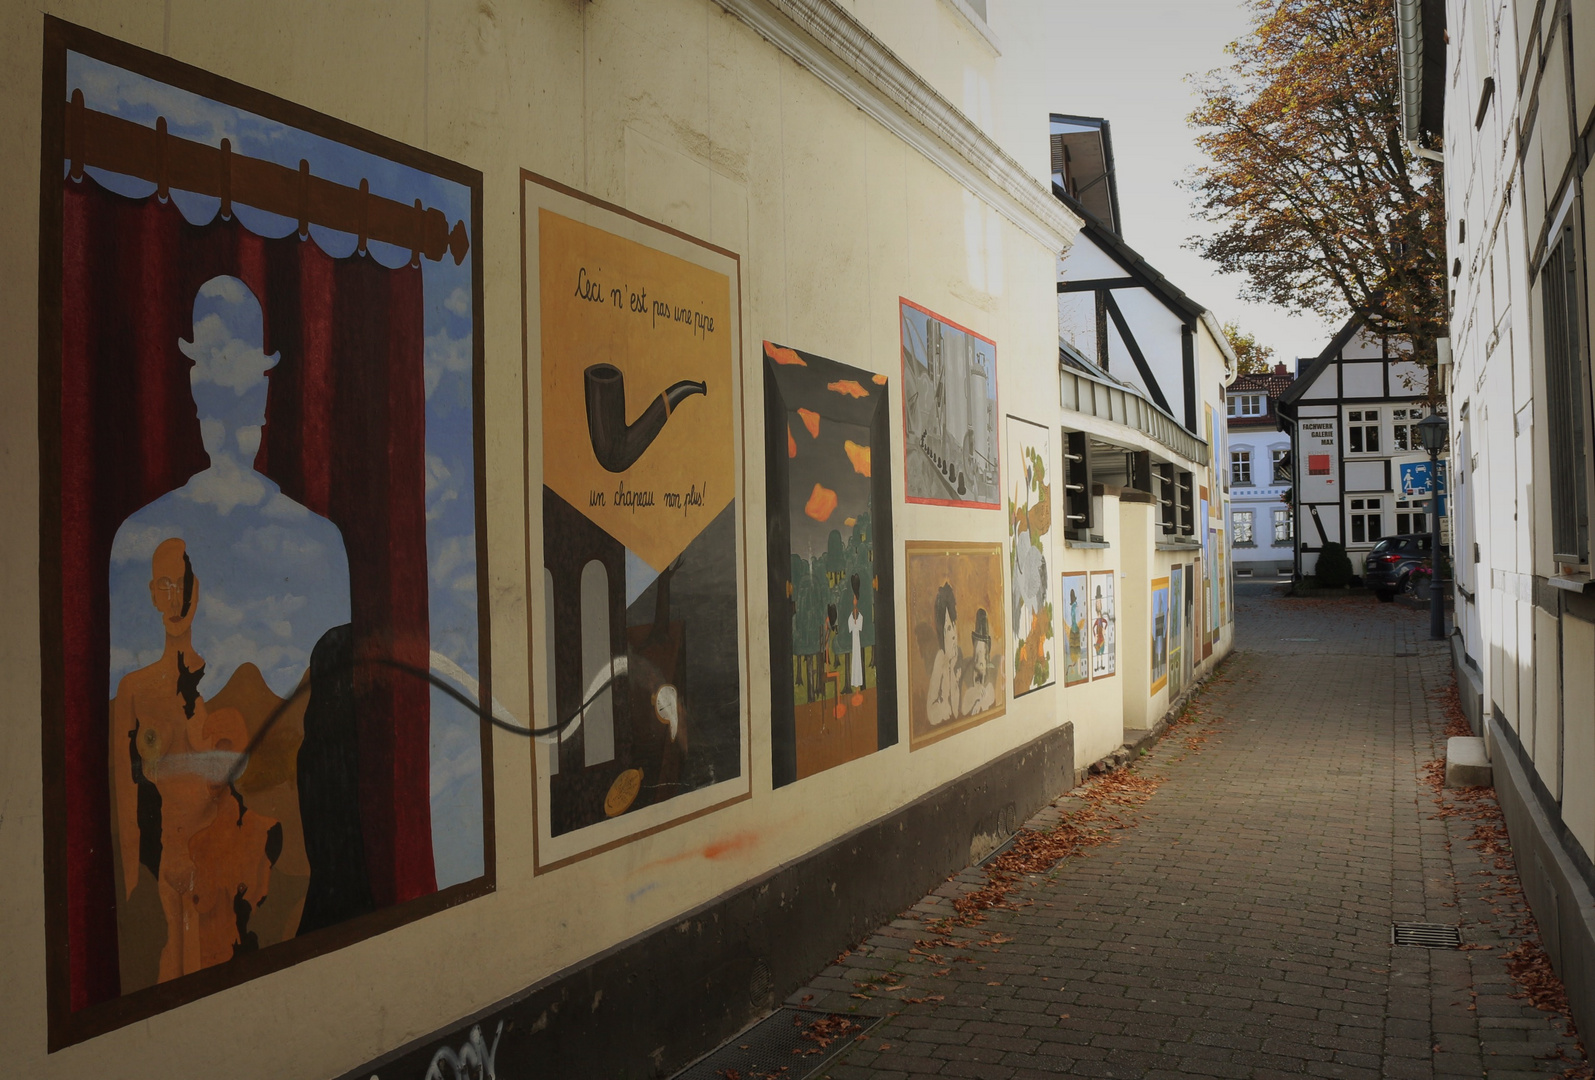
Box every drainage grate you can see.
[978,834,1019,866]
[671,1007,883,1080]
[1391,922,1464,948]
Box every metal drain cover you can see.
[1392,922,1463,948]
[671,1007,883,1080]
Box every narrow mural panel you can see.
[905,542,1006,749]
[764,342,897,787]
[525,175,748,871]
[1202,492,1218,645]
[1089,570,1117,680]
[1168,565,1184,697]
[40,22,491,1044]
[1061,571,1090,687]
[901,300,999,508]
[1006,417,1055,696]
[1150,576,1170,695]
[1183,566,1195,685]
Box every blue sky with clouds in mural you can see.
[76,52,485,888]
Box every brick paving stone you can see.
[801,584,1587,1079]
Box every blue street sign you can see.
[1399,460,1446,496]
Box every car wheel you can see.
[1396,573,1412,595]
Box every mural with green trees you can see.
[764,342,898,786]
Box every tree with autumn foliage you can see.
[1185,0,1446,377]
[1221,320,1277,375]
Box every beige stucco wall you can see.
[0,1,1234,1075]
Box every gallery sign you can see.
[1297,419,1339,502]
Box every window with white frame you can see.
[1273,507,1293,542]
[1347,409,1381,453]
[1232,509,1255,545]
[1394,496,1427,535]
[1227,394,1264,417]
[1391,406,1426,451]
[1270,448,1290,483]
[1544,225,1590,563]
[1349,497,1383,543]
[1231,448,1252,485]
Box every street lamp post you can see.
[1415,412,1449,640]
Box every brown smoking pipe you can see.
[584,363,707,473]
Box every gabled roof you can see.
[1229,369,1296,401]
[1275,309,1370,411]
[1053,182,1206,325]
[1227,369,1296,429]
[1049,114,1123,235]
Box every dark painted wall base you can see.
[1450,633,1483,736]
[1486,708,1595,1048]
[342,722,1074,1080]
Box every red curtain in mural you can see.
[59,174,434,1009]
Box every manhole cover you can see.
[1391,922,1463,948]
[671,1007,883,1080]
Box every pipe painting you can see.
[584,363,707,473]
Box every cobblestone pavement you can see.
[795,583,1588,1079]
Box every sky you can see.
[1014,0,1340,370]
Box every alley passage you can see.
[802,583,1588,1080]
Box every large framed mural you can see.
[1006,417,1054,696]
[1061,571,1090,687]
[1149,576,1170,695]
[900,300,999,508]
[905,542,1006,749]
[523,173,748,872]
[1089,569,1117,679]
[764,342,897,786]
[39,21,491,1046]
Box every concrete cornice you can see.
[709,0,1080,253]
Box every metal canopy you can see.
[1060,345,1207,465]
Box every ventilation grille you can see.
[671,1008,883,1080]
[1392,922,1463,948]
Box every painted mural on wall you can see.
[1006,417,1054,696]
[1202,492,1218,646]
[1089,569,1117,679]
[40,23,491,1041]
[1061,571,1089,687]
[905,542,1006,749]
[1149,576,1170,695]
[1168,565,1184,697]
[901,300,999,508]
[1184,563,1196,684]
[526,174,748,872]
[764,342,897,786]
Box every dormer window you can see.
[1227,394,1264,418]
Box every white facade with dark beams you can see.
[1421,0,1595,1041]
[1275,311,1438,579]
[1051,117,1238,743]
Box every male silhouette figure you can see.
[107,276,351,988]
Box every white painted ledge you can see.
[709,0,1079,253]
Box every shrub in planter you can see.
[1316,541,1353,588]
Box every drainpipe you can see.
[1395,0,1444,163]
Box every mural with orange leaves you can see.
[763,341,897,787]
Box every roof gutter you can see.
[1395,0,1444,162]
[1199,310,1240,386]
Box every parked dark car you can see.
[1363,534,1434,600]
